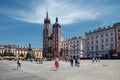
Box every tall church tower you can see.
[52,17,61,57]
[43,11,51,57]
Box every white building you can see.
[85,26,115,58]
[68,36,86,58]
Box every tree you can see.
[20,53,24,57]
[4,52,9,56]
[0,53,3,56]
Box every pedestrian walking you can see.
[17,60,21,70]
[92,57,95,63]
[95,57,97,62]
[98,56,100,62]
[75,57,77,67]
[70,58,73,67]
[36,58,39,64]
[77,57,80,67]
[55,58,59,71]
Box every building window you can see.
[118,28,120,32]
[106,39,108,42]
[77,40,79,43]
[96,40,98,43]
[91,41,94,44]
[101,39,104,43]
[119,44,120,48]
[91,46,94,51]
[96,45,98,51]
[118,35,120,40]
[101,45,104,50]
[87,47,89,51]
[96,36,98,38]
[111,33,113,35]
[110,43,113,48]
[111,38,113,41]
[106,34,108,36]
[87,42,89,45]
[101,35,103,37]
[91,37,94,39]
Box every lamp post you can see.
[17,53,20,64]
[72,45,76,58]
[105,44,109,58]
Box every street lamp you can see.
[105,44,109,58]
[72,45,76,58]
[17,53,20,64]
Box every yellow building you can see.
[16,46,28,58]
[32,48,43,58]
[0,45,5,54]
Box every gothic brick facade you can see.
[43,12,61,58]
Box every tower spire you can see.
[46,11,48,18]
[56,17,58,23]
[44,11,50,24]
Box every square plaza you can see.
[0,60,120,80]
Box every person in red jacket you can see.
[55,58,59,71]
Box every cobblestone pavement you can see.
[0,60,120,80]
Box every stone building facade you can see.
[85,25,116,58]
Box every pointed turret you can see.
[56,17,58,23]
[44,11,50,24]
[53,17,61,28]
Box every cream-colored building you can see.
[16,46,28,58]
[32,48,43,58]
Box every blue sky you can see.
[0,0,120,48]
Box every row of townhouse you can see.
[61,22,120,58]
[85,22,120,58]
[0,44,43,59]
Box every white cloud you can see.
[8,0,100,24]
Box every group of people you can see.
[54,57,81,71]
[36,58,43,64]
[92,57,100,63]
[70,57,80,67]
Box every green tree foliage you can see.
[4,52,9,56]
[4,52,15,57]
[20,53,24,57]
